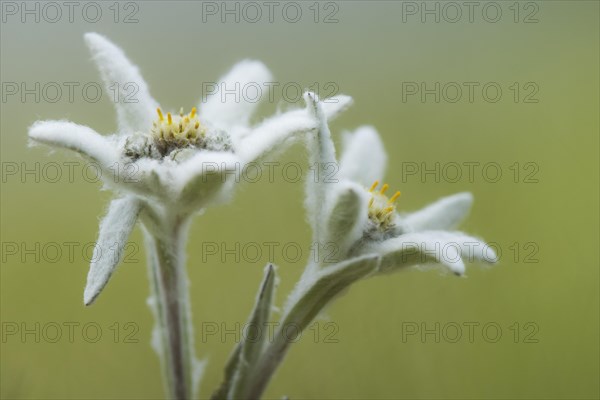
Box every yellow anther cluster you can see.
[368,180,401,229]
[152,107,204,143]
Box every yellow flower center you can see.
[368,180,401,230]
[152,107,205,143]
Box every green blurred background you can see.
[1,1,598,399]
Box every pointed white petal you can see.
[323,181,369,263]
[115,158,169,201]
[436,231,499,265]
[304,92,337,166]
[236,93,352,163]
[339,126,387,186]
[84,33,158,134]
[170,151,241,211]
[402,192,474,232]
[201,60,273,131]
[367,232,465,275]
[321,94,353,121]
[84,197,141,305]
[366,230,496,276]
[237,107,313,163]
[303,92,338,241]
[29,120,118,167]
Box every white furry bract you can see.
[238,94,353,163]
[84,197,141,305]
[372,230,498,276]
[402,192,474,231]
[201,60,273,131]
[28,120,118,167]
[84,33,158,134]
[303,92,338,243]
[323,181,369,262]
[339,125,387,186]
[321,94,353,121]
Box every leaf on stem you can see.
[281,254,379,336]
[212,264,278,400]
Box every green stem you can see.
[243,256,378,399]
[145,217,194,400]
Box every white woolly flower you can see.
[297,92,497,294]
[210,95,500,400]
[28,33,352,306]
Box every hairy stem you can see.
[242,332,290,400]
[144,217,195,400]
[241,256,378,399]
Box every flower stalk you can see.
[144,215,195,400]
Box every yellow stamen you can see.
[388,191,401,203]
[167,112,172,125]
[380,183,389,195]
[179,123,183,133]
[384,206,394,213]
[156,108,164,122]
[194,121,200,129]
[368,197,374,207]
[179,107,184,117]
[190,107,197,119]
[369,181,379,192]
[184,117,190,124]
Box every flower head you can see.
[302,93,497,278]
[30,33,352,211]
[28,34,352,305]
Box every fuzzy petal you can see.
[236,94,352,163]
[436,231,498,265]
[84,33,158,134]
[304,92,337,166]
[339,126,387,186]
[84,197,141,305]
[201,60,273,131]
[402,192,474,232]
[237,107,313,163]
[171,151,241,211]
[323,181,369,263]
[321,94,353,121]
[303,92,338,241]
[28,120,118,167]
[366,230,496,276]
[118,158,170,201]
[368,232,464,275]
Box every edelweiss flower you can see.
[238,96,499,400]
[28,33,351,305]
[295,93,497,299]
